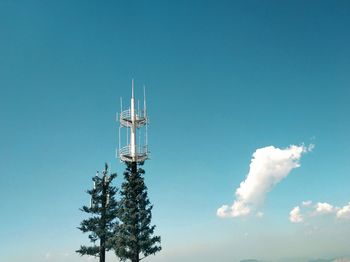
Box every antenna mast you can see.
[117,79,149,163]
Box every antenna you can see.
[118,126,121,157]
[146,118,148,150]
[144,85,148,149]
[117,79,150,163]
[132,78,134,98]
[120,97,123,116]
[126,123,129,145]
[143,85,147,118]
[138,99,140,120]
[138,125,141,154]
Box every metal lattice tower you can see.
[117,79,149,163]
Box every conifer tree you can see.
[114,162,161,262]
[77,163,119,262]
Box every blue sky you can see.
[1,1,350,261]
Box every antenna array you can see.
[117,79,149,163]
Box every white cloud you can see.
[336,202,350,219]
[217,144,312,218]
[315,202,335,214]
[290,201,350,223]
[290,206,303,223]
[302,200,312,206]
[216,205,230,218]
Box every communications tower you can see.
[117,79,149,164]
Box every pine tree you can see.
[77,163,119,262]
[114,162,161,262]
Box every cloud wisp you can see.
[336,202,350,219]
[315,202,335,214]
[217,144,312,218]
[289,201,350,223]
[289,206,304,223]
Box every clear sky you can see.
[1,1,350,262]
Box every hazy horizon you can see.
[1,1,350,261]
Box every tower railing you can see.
[118,145,149,162]
[120,109,147,128]
[120,109,131,119]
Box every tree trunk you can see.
[99,238,105,262]
[131,162,139,262]
[131,252,139,262]
[100,174,107,262]
[131,162,137,175]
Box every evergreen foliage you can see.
[77,163,119,262]
[114,162,161,262]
